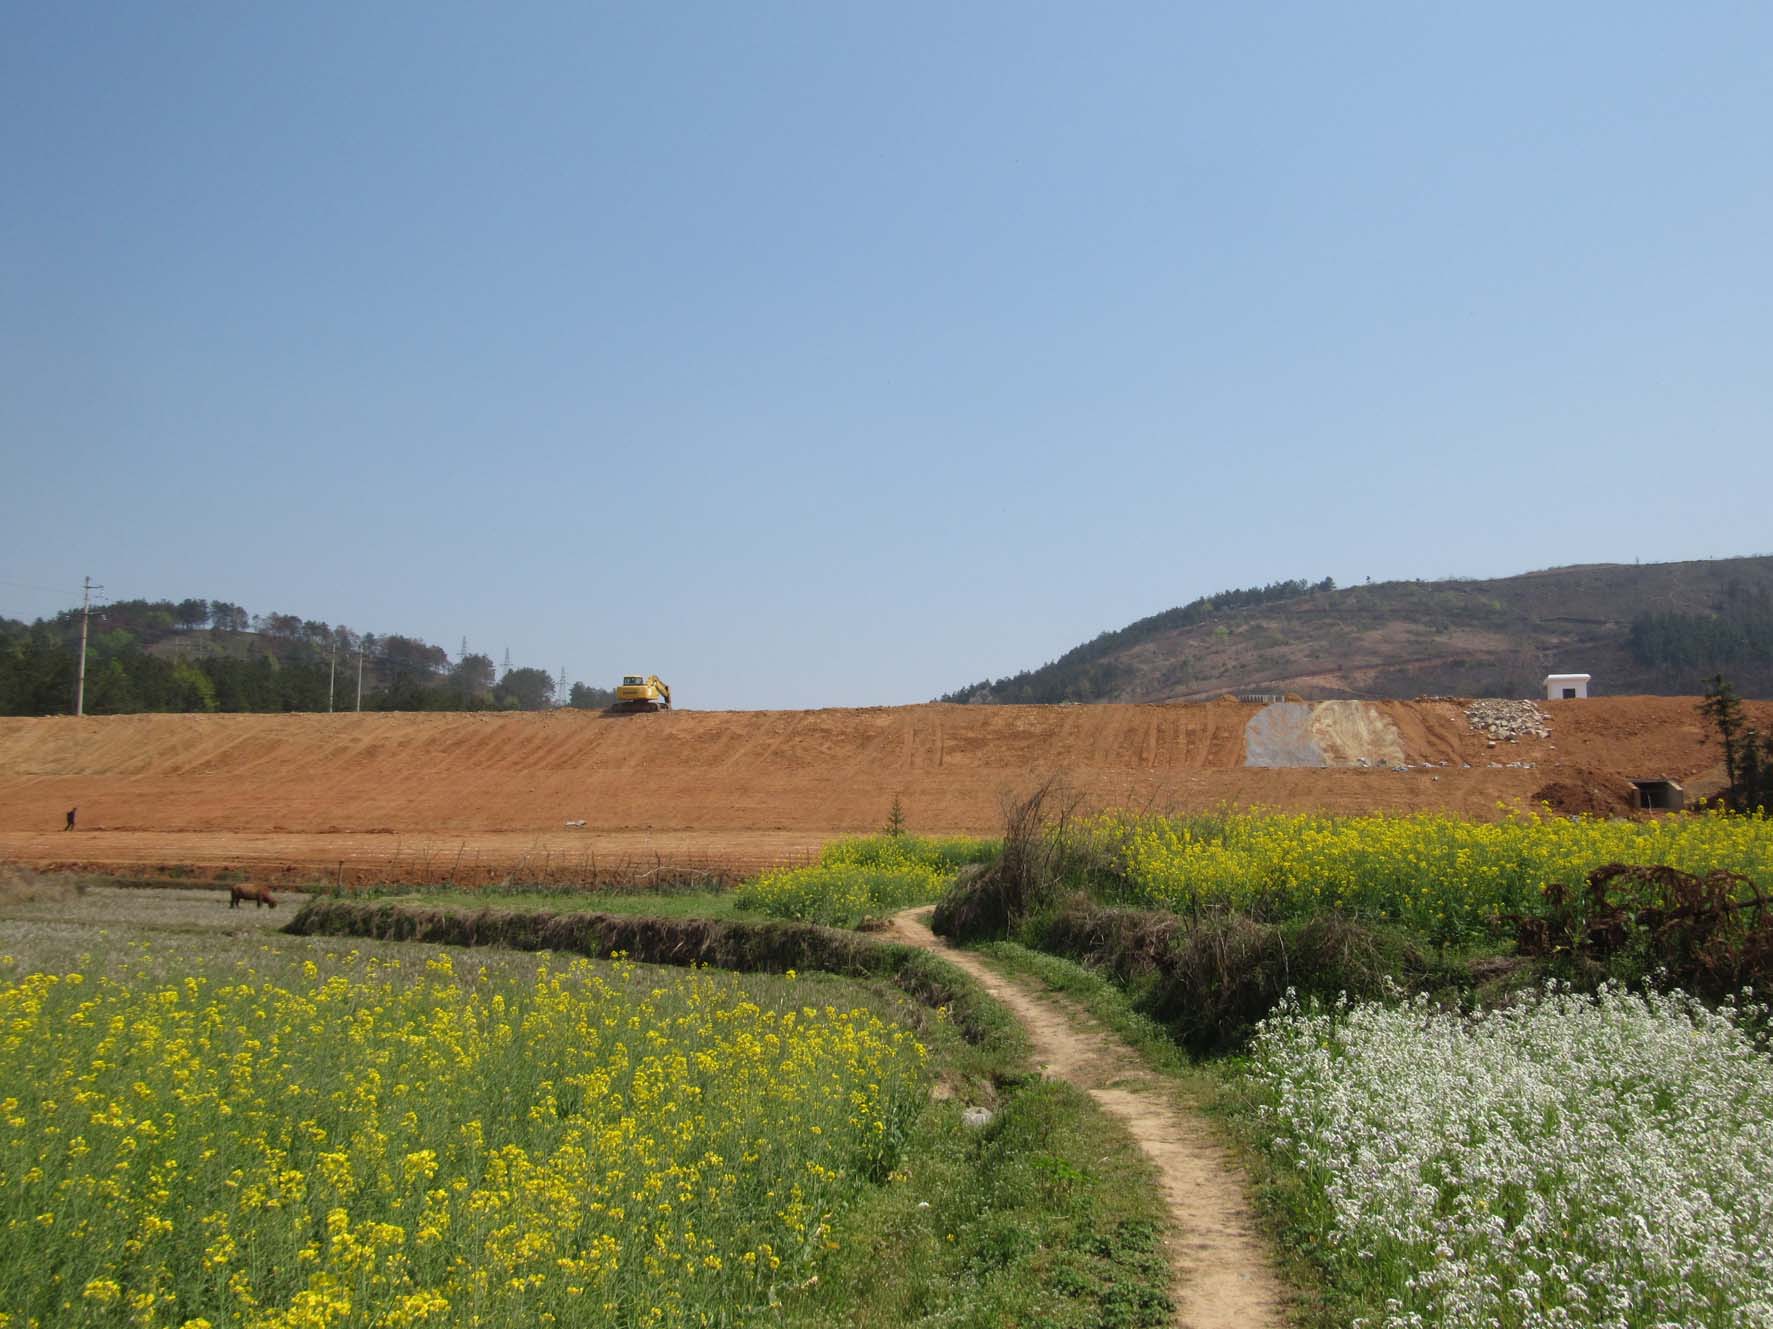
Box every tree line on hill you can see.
[1626,583,1773,683]
[0,597,616,717]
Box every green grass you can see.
[239,833,1002,935]
[737,834,997,928]
[819,835,1001,873]
[348,886,746,919]
[789,1079,1172,1328]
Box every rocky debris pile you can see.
[1465,699,1550,742]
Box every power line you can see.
[75,576,102,717]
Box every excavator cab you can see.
[611,674,671,714]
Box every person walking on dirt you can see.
[64,807,77,831]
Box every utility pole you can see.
[74,575,102,717]
[327,639,338,712]
[355,641,365,712]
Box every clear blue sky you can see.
[4,3,1769,709]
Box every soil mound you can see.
[1531,775,1636,818]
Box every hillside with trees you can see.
[0,598,613,717]
[942,556,1773,704]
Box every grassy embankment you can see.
[310,834,999,929]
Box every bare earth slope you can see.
[0,697,1754,880]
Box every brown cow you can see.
[229,883,276,909]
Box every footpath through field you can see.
[887,908,1286,1329]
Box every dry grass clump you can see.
[0,863,86,905]
[932,779,1082,941]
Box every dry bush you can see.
[1035,899,1419,1054]
[1514,861,1773,997]
[932,777,1080,942]
[0,864,86,905]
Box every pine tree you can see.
[1699,675,1747,800]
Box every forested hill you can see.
[0,597,614,716]
[942,556,1773,704]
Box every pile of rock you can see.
[1465,699,1550,742]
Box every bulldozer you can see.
[609,674,671,714]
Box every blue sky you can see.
[3,3,1769,709]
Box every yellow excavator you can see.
[610,674,671,714]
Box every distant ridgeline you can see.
[941,579,1336,705]
[0,597,612,716]
[941,558,1773,704]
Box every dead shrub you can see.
[1513,861,1773,997]
[0,864,85,905]
[933,778,1079,942]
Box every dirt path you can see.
[887,907,1287,1329]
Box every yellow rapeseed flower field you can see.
[0,945,925,1328]
[737,835,993,926]
[1086,808,1773,942]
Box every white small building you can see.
[1544,673,1591,700]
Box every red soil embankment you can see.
[0,697,1749,880]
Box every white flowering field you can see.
[1245,986,1773,1329]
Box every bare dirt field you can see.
[0,829,826,887]
[0,696,1753,882]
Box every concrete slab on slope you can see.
[1244,701,1406,769]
